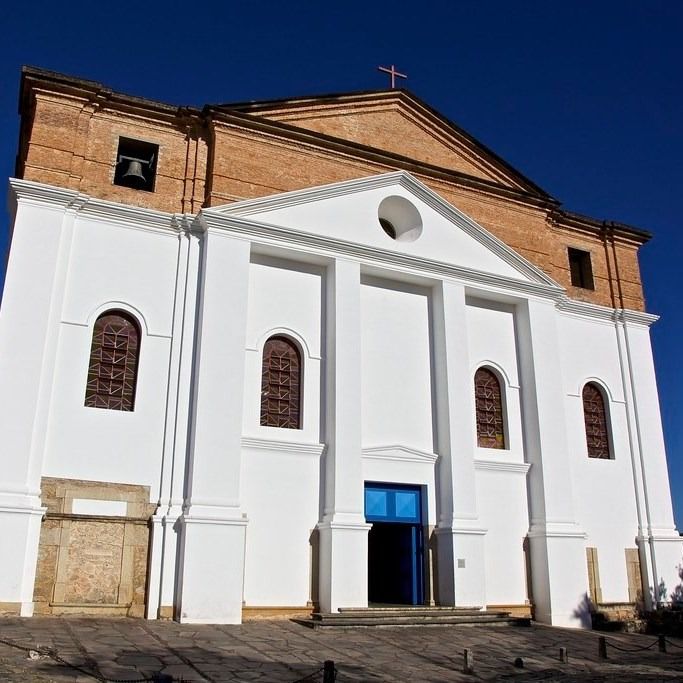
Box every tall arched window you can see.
[474,367,505,449]
[84,311,140,411]
[582,382,611,459]
[260,336,302,429]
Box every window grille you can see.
[84,311,140,411]
[474,367,505,449]
[583,383,610,458]
[260,336,301,429]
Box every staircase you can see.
[294,606,531,629]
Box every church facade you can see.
[0,67,680,627]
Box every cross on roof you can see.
[377,64,407,89]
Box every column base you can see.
[177,513,248,624]
[434,524,487,607]
[146,507,183,620]
[645,531,683,606]
[528,523,590,628]
[317,518,371,613]
[0,501,45,613]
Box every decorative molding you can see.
[558,296,659,327]
[241,436,325,456]
[362,444,439,464]
[528,522,587,540]
[474,459,530,474]
[201,213,563,301]
[204,171,560,288]
[9,178,182,236]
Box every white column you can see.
[317,259,371,613]
[432,281,486,607]
[620,314,682,605]
[517,299,589,627]
[176,229,250,624]
[147,222,200,620]
[0,183,80,615]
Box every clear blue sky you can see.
[1,2,682,524]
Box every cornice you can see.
[241,436,325,456]
[9,178,182,235]
[202,211,564,300]
[205,171,560,290]
[557,296,659,327]
[362,445,439,464]
[474,459,530,475]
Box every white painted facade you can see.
[0,172,680,626]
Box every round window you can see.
[377,196,423,242]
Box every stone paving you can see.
[1,616,683,682]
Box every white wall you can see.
[43,217,180,496]
[559,313,640,603]
[360,277,434,453]
[241,255,325,605]
[466,298,529,605]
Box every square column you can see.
[517,299,589,627]
[176,231,250,624]
[318,259,370,612]
[432,281,486,607]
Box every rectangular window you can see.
[568,248,595,289]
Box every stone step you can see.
[293,607,531,629]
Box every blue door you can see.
[365,483,424,605]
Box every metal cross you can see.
[377,64,407,89]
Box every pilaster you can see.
[176,229,250,623]
[432,281,486,607]
[517,298,589,627]
[147,223,200,619]
[318,259,370,612]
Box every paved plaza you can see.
[1,616,683,682]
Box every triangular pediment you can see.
[220,90,548,197]
[202,172,560,291]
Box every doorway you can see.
[365,483,424,605]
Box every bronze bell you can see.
[122,159,146,184]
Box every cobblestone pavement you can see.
[1,616,683,682]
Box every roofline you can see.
[205,107,560,210]
[555,208,651,244]
[19,65,201,118]
[16,67,654,243]
[211,88,553,199]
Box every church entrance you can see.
[365,483,424,605]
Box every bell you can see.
[122,159,146,184]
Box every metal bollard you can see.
[598,636,607,659]
[323,660,335,683]
[559,647,568,663]
[463,648,474,674]
[658,635,667,653]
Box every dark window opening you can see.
[568,248,595,290]
[114,137,158,192]
[260,336,302,428]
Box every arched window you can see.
[582,382,611,459]
[84,311,140,411]
[474,367,505,449]
[260,336,302,429]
